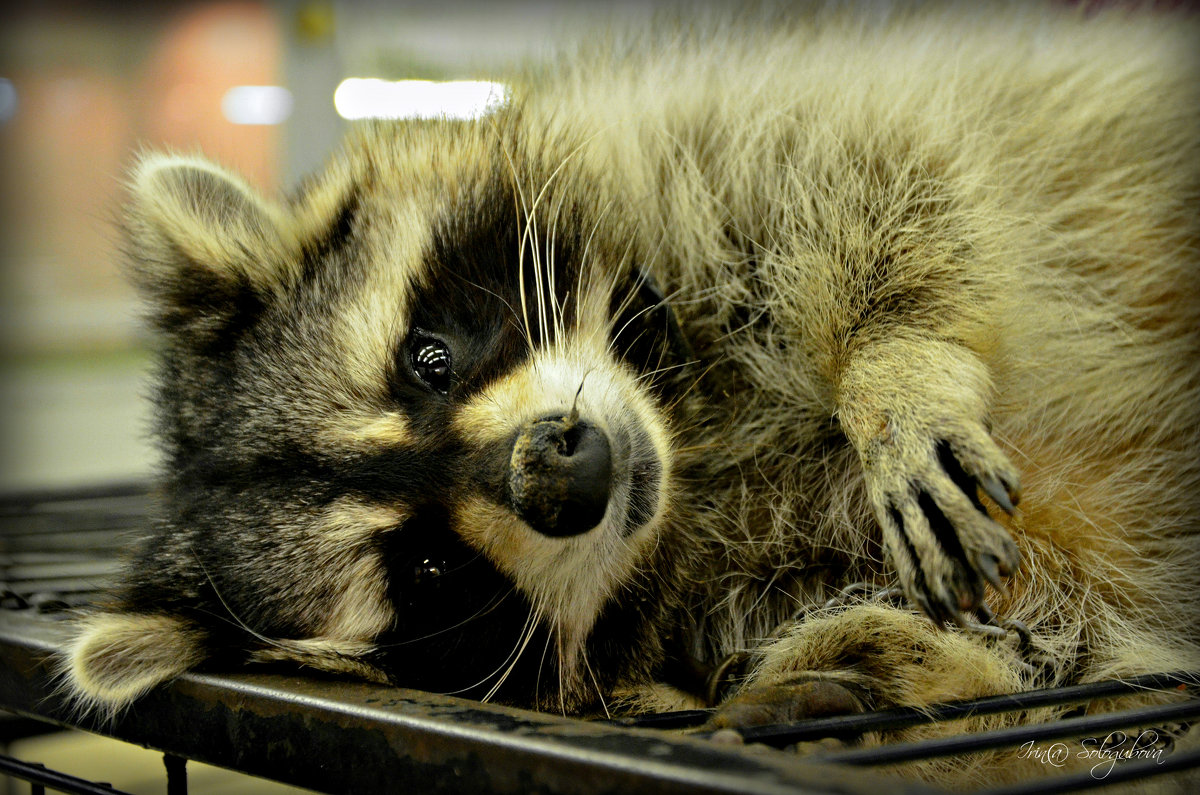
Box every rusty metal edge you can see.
[0,610,937,795]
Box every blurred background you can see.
[0,0,649,495]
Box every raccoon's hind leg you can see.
[836,336,1022,629]
[62,611,209,716]
[705,604,1047,784]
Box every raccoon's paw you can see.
[705,676,868,752]
[706,676,866,733]
[863,418,1022,629]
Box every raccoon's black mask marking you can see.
[393,187,584,405]
[375,505,548,697]
[611,265,695,390]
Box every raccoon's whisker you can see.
[508,177,537,353]
[671,441,730,456]
[497,141,536,352]
[576,197,616,333]
[439,601,537,698]
[632,337,699,382]
[192,607,287,651]
[477,604,543,703]
[567,372,592,425]
[581,652,610,720]
[486,608,544,703]
[517,201,544,351]
[656,284,726,308]
[526,166,574,353]
[527,209,549,352]
[438,605,535,700]
[605,259,684,355]
[532,613,557,710]
[559,290,571,347]
[586,227,645,354]
[450,272,526,331]
[527,124,617,221]
[648,302,679,385]
[543,200,565,353]
[375,588,513,649]
[634,358,701,385]
[515,216,534,351]
[603,236,654,335]
[187,548,287,651]
[606,302,661,358]
[541,232,554,352]
[660,356,725,415]
[547,192,565,345]
[555,627,567,716]
[531,205,554,353]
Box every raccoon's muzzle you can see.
[508,415,613,537]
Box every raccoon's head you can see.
[65,121,689,713]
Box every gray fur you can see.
[64,4,1199,786]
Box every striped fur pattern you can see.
[65,2,1199,786]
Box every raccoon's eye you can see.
[410,334,453,393]
[412,558,445,585]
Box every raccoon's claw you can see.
[962,618,1008,639]
[974,606,1055,681]
[934,439,1021,523]
[866,424,1023,631]
[979,474,1019,516]
[976,552,1010,599]
[975,605,1033,648]
[820,581,905,612]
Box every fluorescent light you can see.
[333,79,508,121]
[221,85,293,125]
[0,78,16,124]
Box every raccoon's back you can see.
[514,2,1200,423]
[509,2,1200,638]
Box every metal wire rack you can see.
[1,484,1196,794]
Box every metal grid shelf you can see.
[1,485,1196,794]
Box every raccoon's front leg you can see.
[836,336,1022,627]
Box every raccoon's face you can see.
[71,121,684,711]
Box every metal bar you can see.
[4,484,1197,794]
[0,483,150,512]
[2,561,122,580]
[608,709,714,729]
[0,610,927,795]
[0,754,134,795]
[164,754,187,795]
[0,583,117,599]
[976,747,1200,795]
[815,699,1200,767]
[697,671,1200,746]
[0,533,133,553]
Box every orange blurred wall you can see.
[0,2,283,352]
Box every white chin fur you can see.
[454,339,672,683]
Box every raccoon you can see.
[66,2,1199,787]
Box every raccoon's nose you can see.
[508,416,613,537]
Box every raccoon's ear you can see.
[124,153,300,344]
[62,612,208,714]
